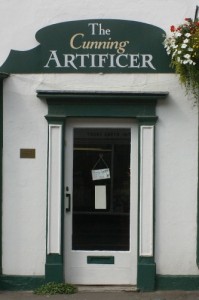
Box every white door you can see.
[64,118,138,285]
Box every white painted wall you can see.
[0,0,198,276]
[3,75,48,275]
[156,81,198,275]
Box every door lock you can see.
[65,187,71,212]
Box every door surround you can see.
[37,90,168,291]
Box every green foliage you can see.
[173,60,199,98]
[33,282,77,295]
[164,18,199,99]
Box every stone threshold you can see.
[76,285,138,292]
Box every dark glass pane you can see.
[72,128,130,251]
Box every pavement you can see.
[1,290,199,300]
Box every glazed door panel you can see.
[64,119,138,285]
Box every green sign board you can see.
[0,19,172,73]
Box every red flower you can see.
[170,25,176,32]
[185,18,192,22]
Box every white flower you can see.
[188,47,193,52]
[178,50,182,54]
[182,58,194,65]
[183,38,189,43]
[172,49,177,58]
[175,32,182,37]
[185,33,191,37]
[181,43,187,48]
[165,49,171,54]
[184,54,191,59]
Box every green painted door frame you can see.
[37,91,168,291]
[0,73,9,274]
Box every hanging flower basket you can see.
[164,18,199,98]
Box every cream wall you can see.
[3,75,47,275]
[1,0,198,276]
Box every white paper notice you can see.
[91,168,110,181]
[95,185,106,209]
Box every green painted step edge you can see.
[156,275,199,290]
[0,275,45,291]
[1,274,199,291]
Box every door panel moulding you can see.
[139,125,154,257]
[47,124,63,255]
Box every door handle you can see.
[65,193,71,212]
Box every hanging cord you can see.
[92,153,109,170]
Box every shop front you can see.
[0,9,198,291]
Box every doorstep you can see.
[76,285,138,292]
